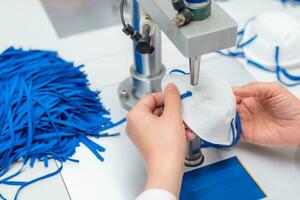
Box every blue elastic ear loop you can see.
[13,161,63,200]
[169,69,190,75]
[274,46,300,87]
[180,91,193,99]
[237,34,258,48]
[0,161,63,200]
[0,166,25,185]
[201,112,242,148]
[217,17,255,58]
[0,193,6,200]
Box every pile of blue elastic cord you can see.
[0,47,125,200]
[169,69,242,148]
[217,18,300,87]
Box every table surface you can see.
[0,0,300,199]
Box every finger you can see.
[233,82,280,98]
[134,93,164,113]
[235,95,242,104]
[233,86,252,97]
[186,130,197,141]
[162,83,182,120]
[184,121,197,141]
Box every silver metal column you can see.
[132,25,165,99]
[185,56,204,167]
[185,136,205,167]
[189,56,201,86]
[118,0,166,110]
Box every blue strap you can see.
[217,50,245,58]
[12,161,63,200]
[237,34,257,48]
[180,91,193,99]
[0,166,25,185]
[0,193,6,200]
[168,70,193,100]
[247,59,275,73]
[274,46,300,86]
[169,69,190,75]
[201,112,242,148]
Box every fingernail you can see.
[165,83,177,90]
[233,87,243,93]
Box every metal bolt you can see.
[120,89,129,100]
[172,14,186,27]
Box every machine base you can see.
[118,66,166,111]
[185,136,205,167]
[118,78,140,111]
[185,153,205,167]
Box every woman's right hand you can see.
[234,82,300,147]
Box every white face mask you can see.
[243,11,300,69]
[219,11,300,87]
[161,72,237,146]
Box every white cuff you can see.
[136,189,177,200]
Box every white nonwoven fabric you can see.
[243,11,300,69]
[162,73,236,145]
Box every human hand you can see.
[126,83,187,197]
[234,82,300,147]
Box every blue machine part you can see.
[133,0,143,75]
[180,157,266,200]
[281,0,300,4]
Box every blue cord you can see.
[14,161,63,200]
[180,91,193,99]
[0,47,126,200]
[169,69,190,75]
[0,193,6,200]
[237,34,258,48]
[201,112,242,148]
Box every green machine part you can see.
[190,1,211,21]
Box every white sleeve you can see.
[136,189,177,200]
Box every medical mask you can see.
[243,11,300,70]
[219,11,300,86]
[161,71,241,147]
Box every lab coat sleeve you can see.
[136,189,177,200]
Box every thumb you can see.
[162,83,182,120]
[233,82,280,98]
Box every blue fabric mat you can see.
[180,157,266,200]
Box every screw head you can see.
[120,89,129,100]
[172,14,186,27]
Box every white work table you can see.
[0,0,300,199]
